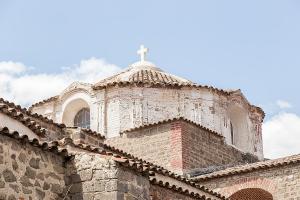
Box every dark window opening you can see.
[74,108,90,129]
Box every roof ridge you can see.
[0,103,46,137]
[192,153,300,181]
[0,97,66,129]
[29,96,59,110]
[149,177,228,200]
[0,127,69,157]
[121,116,224,138]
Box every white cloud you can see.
[276,100,292,109]
[263,112,300,159]
[0,58,121,106]
[0,61,27,74]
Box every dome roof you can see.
[93,61,194,89]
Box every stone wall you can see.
[198,163,300,199]
[106,119,257,175]
[66,153,150,200]
[0,134,66,200]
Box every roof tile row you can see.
[192,153,300,181]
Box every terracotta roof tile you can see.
[0,127,69,157]
[29,96,58,110]
[192,154,300,181]
[0,98,105,140]
[0,98,65,129]
[0,103,46,137]
[150,177,228,200]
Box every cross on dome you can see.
[137,45,148,62]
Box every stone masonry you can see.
[66,153,150,200]
[0,134,66,200]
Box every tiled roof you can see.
[0,127,69,157]
[0,97,105,140]
[192,154,300,181]
[93,69,195,88]
[150,177,227,200]
[67,127,106,140]
[29,96,58,110]
[0,102,46,137]
[121,116,224,138]
[0,98,65,129]
[92,63,230,96]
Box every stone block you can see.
[3,169,16,182]
[20,175,33,187]
[29,158,40,169]
[25,167,36,179]
[70,169,92,183]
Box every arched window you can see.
[74,108,90,129]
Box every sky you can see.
[0,0,300,159]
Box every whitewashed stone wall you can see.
[31,84,263,159]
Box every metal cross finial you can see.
[137,45,148,62]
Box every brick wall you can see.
[0,134,66,200]
[105,123,174,172]
[106,119,257,176]
[180,121,257,174]
[199,163,300,199]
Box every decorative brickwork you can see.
[197,163,300,199]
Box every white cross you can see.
[137,45,148,62]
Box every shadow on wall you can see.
[228,105,251,152]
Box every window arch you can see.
[74,108,90,129]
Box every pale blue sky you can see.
[1,0,300,117]
[1,0,300,158]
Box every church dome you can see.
[93,45,195,90]
[93,61,194,89]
